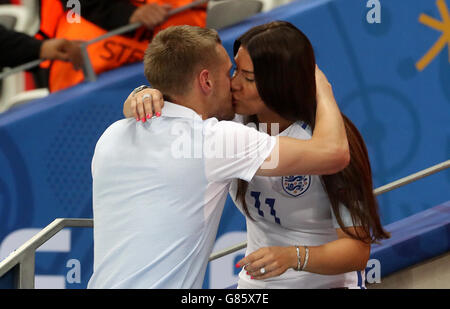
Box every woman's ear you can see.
[198,69,213,95]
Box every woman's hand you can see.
[123,88,165,122]
[236,246,297,280]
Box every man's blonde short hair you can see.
[144,25,222,98]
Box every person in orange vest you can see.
[37,0,207,92]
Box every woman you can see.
[228,21,390,289]
[124,21,390,288]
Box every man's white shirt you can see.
[88,102,276,288]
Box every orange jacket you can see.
[38,0,206,92]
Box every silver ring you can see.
[260,267,266,274]
[142,94,151,100]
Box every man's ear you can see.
[198,69,213,95]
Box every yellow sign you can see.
[416,0,450,71]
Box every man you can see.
[88,25,349,288]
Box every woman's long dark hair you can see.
[234,21,390,243]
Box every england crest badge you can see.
[281,175,311,197]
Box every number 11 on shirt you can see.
[250,191,281,225]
